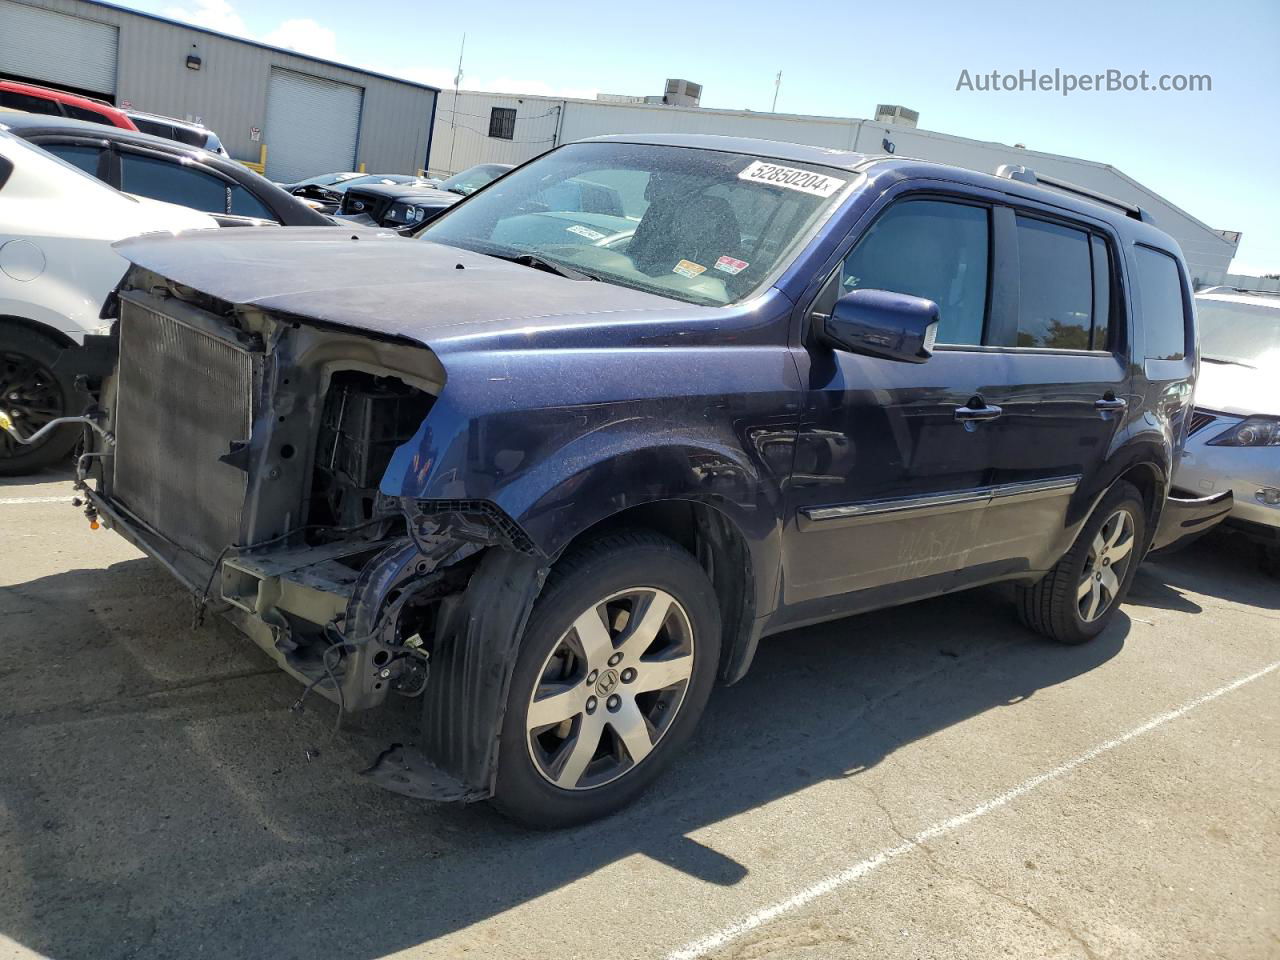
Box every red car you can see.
[0,80,137,130]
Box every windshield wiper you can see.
[1202,355,1256,369]
[493,253,599,282]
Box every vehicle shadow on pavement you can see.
[0,551,1188,960]
[1136,528,1279,612]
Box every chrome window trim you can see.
[800,475,1081,524]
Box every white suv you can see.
[1175,287,1280,573]
[0,130,215,474]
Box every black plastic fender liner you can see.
[419,548,548,798]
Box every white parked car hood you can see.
[1196,358,1280,418]
[123,195,218,236]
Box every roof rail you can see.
[994,163,1154,224]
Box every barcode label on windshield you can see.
[737,161,846,197]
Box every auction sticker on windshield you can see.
[738,160,846,197]
[673,259,707,278]
[567,224,607,241]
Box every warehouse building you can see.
[0,0,438,182]
[430,87,1240,288]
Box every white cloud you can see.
[161,0,247,36]
[161,0,335,59]
[262,18,337,59]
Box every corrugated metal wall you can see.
[428,91,1237,286]
[3,0,437,176]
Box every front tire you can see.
[492,531,721,828]
[1017,481,1146,644]
[0,326,84,476]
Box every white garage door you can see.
[265,69,363,183]
[0,0,119,96]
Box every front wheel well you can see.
[1115,461,1167,526]
[562,500,757,683]
[0,315,79,350]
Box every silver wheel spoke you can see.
[1107,532,1134,565]
[1077,575,1094,601]
[1083,580,1102,620]
[571,605,615,670]
[554,712,604,788]
[528,682,584,729]
[609,699,654,764]
[1099,565,1120,601]
[1091,531,1106,558]
[617,590,674,659]
[633,654,693,694]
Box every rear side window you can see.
[42,143,105,178]
[0,91,61,115]
[1133,246,1188,360]
[228,184,276,220]
[119,152,228,213]
[62,104,113,125]
[1015,217,1094,349]
[839,199,990,345]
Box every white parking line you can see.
[0,496,73,505]
[665,657,1280,960]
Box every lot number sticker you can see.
[567,224,607,241]
[738,160,846,197]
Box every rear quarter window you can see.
[1133,246,1189,360]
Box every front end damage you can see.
[79,266,548,802]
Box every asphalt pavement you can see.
[1,469,1276,960]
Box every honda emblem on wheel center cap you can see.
[596,668,620,696]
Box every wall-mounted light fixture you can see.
[186,44,201,70]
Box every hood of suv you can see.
[113,227,681,349]
[1196,358,1280,417]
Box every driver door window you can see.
[819,198,991,346]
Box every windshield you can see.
[1196,296,1280,369]
[419,142,849,306]
[438,163,509,196]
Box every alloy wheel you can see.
[526,587,695,791]
[1078,508,1136,622]
[0,350,64,458]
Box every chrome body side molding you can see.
[800,475,1082,524]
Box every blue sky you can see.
[124,0,1279,273]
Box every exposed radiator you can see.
[113,298,255,562]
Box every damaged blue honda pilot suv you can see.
[74,134,1229,826]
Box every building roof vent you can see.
[874,104,919,127]
[664,79,702,107]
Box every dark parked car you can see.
[74,134,1227,827]
[0,113,330,226]
[124,110,227,155]
[338,162,513,228]
[286,172,435,214]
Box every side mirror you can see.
[821,288,940,364]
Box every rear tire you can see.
[1017,481,1146,644]
[0,325,84,476]
[492,531,721,828]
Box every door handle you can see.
[1094,396,1128,413]
[954,403,1003,422]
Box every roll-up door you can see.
[0,1,119,97]
[264,68,363,182]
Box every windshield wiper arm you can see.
[495,253,598,281]
[1202,356,1256,369]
